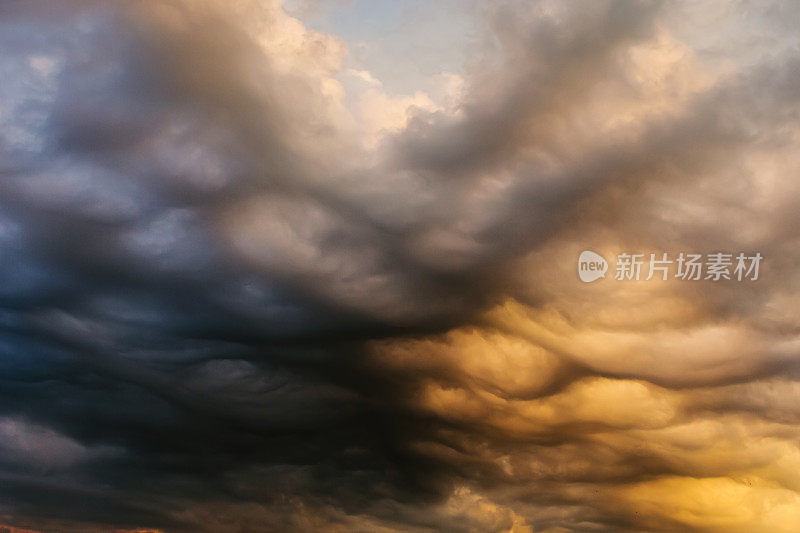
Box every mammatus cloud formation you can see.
[1,0,800,531]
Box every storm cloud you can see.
[1,0,800,531]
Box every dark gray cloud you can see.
[1,0,800,532]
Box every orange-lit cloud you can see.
[1,0,800,531]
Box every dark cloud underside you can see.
[1,1,800,532]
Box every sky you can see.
[283,0,477,95]
[1,0,800,531]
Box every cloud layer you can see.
[2,0,800,531]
